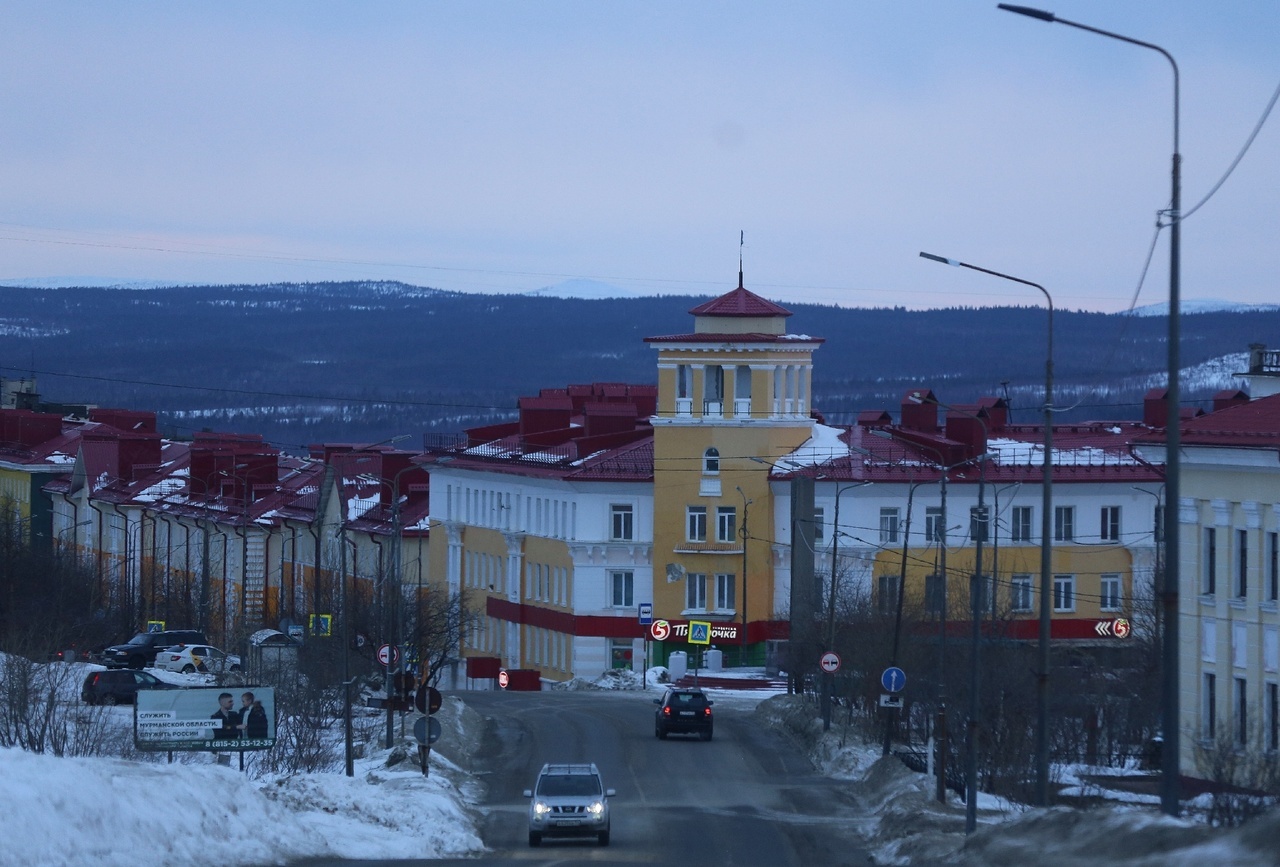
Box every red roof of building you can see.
[1137,391,1280,449]
[688,285,792,318]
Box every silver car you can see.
[523,762,615,847]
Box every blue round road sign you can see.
[881,666,906,693]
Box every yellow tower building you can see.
[645,276,823,664]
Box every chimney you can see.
[900,389,938,431]
[1143,388,1169,427]
[1211,389,1250,414]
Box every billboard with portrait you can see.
[134,686,276,752]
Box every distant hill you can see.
[1,280,1275,452]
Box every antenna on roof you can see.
[738,230,744,289]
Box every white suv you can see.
[523,762,615,847]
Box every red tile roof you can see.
[688,285,792,318]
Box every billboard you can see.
[135,686,276,752]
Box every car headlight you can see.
[533,801,551,816]
[587,801,604,815]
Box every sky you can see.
[2,657,1276,866]
[1,2,1278,313]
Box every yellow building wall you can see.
[871,544,1136,621]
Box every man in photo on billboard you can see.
[211,692,237,765]
[237,691,269,741]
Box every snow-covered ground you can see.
[3,660,1278,866]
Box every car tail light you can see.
[91,674,100,685]
[662,707,671,717]
[704,707,712,717]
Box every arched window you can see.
[703,447,720,474]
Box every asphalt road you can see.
[454,688,872,865]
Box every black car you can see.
[99,630,207,669]
[81,669,178,705]
[654,688,714,740]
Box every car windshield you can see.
[125,634,152,646]
[537,774,601,797]
[669,692,707,707]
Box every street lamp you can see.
[997,2,1181,819]
[884,477,931,757]
[821,479,872,732]
[358,460,422,750]
[735,486,752,669]
[920,250,1055,806]
[912,395,989,833]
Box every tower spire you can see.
[738,230,744,289]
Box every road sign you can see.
[688,620,712,645]
[819,651,841,674]
[879,693,903,709]
[1095,618,1132,638]
[638,603,653,626]
[377,643,400,667]
[413,715,442,745]
[415,685,443,715]
[650,619,670,641]
[498,669,510,689]
[881,666,906,693]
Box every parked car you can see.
[99,630,207,669]
[153,644,241,674]
[524,763,615,847]
[81,669,179,705]
[654,688,714,740]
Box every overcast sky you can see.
[1,2,1277,312]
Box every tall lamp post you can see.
[996,2,1181,818]
[735,486,752,669]
[920,251,1055,806]
[912,394,989,834]
[821,480,872,731]
[883,478,930,757]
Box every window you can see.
[925,507,944,542]
[686,506,707,542]
[1052,574,1075,612]
[1100,574,1122,612]
[924,573,945,615]
[1011,506,1033,543]
[685,573,707,610]
[1237,529,1249,599]
[1010,574,1033,613]
[1054,506,1075,542]
[716,506,737,543]
[973,574,992,614]
[1205,528,1217,595]
[703,447,720,474]
[1235,677,1248,747]
[879,508,900,544]
[610,504,634,541]
[1204,673,1217,739]
[677,364,692,399]
[877,574,899,615]
[1268,682,1279,752]
[1101,506,1121,542]
[610,571,634,607]
[714,573,736,610]
[1269,532,1279,602]
[970,505,989,543]
[813,507,825,542]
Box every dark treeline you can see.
[1,281,1275,451]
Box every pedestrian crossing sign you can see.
[309,614,333,637]
[689,620,712,645]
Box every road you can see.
[454,688,871,865]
